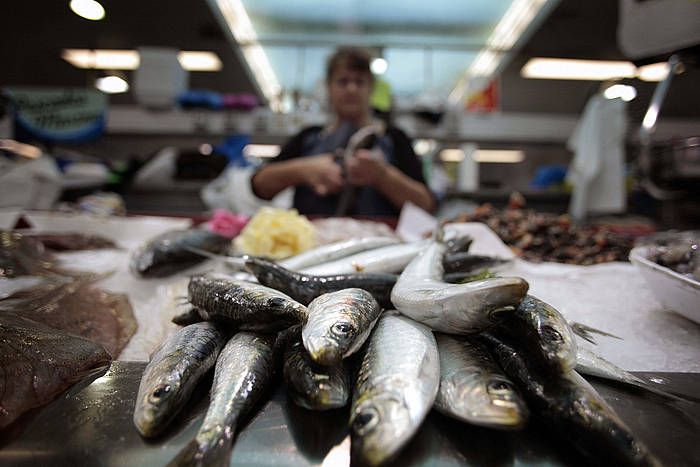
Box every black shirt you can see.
[264,124,427,217]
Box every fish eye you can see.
[541,325,562,342]
[151,385,171,400]
[487,380,512,394]
[353,407,379,435]
[331,322,353,337]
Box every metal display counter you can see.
[1,362,699,466]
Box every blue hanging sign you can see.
[6,87,107,143]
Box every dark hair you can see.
[326,47,374,83]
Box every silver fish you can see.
[283,327,351,410]
[188,274,307,332]
[576,347,682,401]
[499,295,578,374]
[350,313,440,466]
[391,237,528,334]
[301,240,428,276]
[434,334,528,429]
[303,288,382,366]
[280,237,399,271]
[133,322,228,438]
[167,332,277,467]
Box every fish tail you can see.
[167,425,235,467]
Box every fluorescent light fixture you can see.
[95,75,129,94]
[450,0,551,102]
[177,51,222,72]
[214,0,282,111]
[522,58,636,81]
[371,58,388,75]
[440,149,466,162]
[243,144,280,158]
[62,49,222,71]
[70,0,105,21]
[604,84,637,102]
[637,62,670,82]
[63,49,139,70]
[472,149,525,163]
[521,58,670,82]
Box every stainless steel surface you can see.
[1,362,699,466]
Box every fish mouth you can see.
[303,337,342,366]
[133,406,161,437]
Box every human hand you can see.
[345,149,387,187]
[301,154,344,196]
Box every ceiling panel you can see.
[239,0,514,96]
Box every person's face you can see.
[327,66,373,121]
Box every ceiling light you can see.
[521,58,670,82]
[371,58,388,75]
[243,144,280,158]
[603,84,637,102]
[63,49,138,70]
[521,58,637,81]
[199,144,213,155]
[177,51,222,72]
[213,0,282,111]
[440,149,466,162]
[62,49,223,72]
[95,75,129,94]
[69,0,105,21]
[472,150,525,163]
[637,62,670,82]
[450,0,552,102]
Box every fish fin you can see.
[571,322,622,344]
[167,426,235,467]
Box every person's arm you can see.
[346,150,435,212]
[251,154,343,200]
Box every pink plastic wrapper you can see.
[207,209,249,239]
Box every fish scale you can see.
[133,322,228,438]
[188,275,307,332]
[167,332,277,467]
[350,313,440,466]
[391,237,529,335]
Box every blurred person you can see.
[251,47,435,216]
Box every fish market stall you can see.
[1,211,700,466]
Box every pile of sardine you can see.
[133,231,665,466]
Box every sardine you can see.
[391,237,528,334]
[301,240,428,276]
[187,274,307,332]
[280,237,400,271]
[283,327,351,410]
[302,288,382,366]
[130,229,230,278]
[0,312,112,429]
[350,313,440,466]
[434,334,528,429]
[245,256,396,308]
[133,322,229,437]
[168,332,276,467]
[497,295,577,374]
[477,332,660,467]
[576,347,683,401]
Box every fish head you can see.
[303,319,358,366]
[133,375,182,437]
[350,391,412,466]
[539,322,577,372]
[475,376,528,428]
